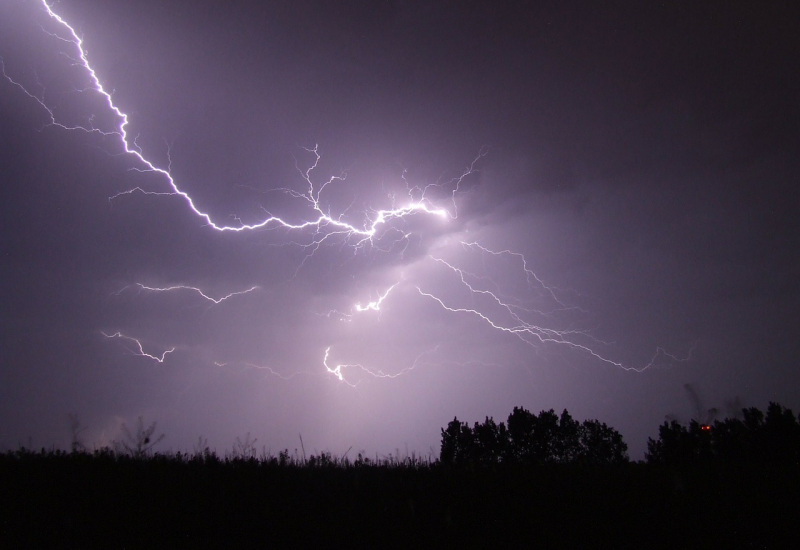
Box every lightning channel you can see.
[101,331,175,363]
[416,248,690,372]
[354,283,399,313]
[3,0,477,244]
[118,283,259,305]
[322,345,438,386]
[4,1,690,379]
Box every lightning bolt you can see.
[354,283,399,313]
[459,241,583,312]
[323,345,437,386]
[118,283,259,305]
[319,282,400,321]
[3,1,691,380]
[323,347,359,387]
[101,331,175,363]
[3,1,479,245]
[214,361,309,382]
[415,246,691,372]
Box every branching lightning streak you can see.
[4,1,690,379]
[214,361,308,381]
[2,1,475,246]
[417,247,689,372]
[101,331,175,363]
[120,283,259,305]
[323,347,359,387]
[459,242,582,313]
[323,345,437,386]
[0,0,485,266]
[354,283,398,313]
[0,1,482,372]
[319,283,400,321]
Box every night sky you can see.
[1,0,797,460]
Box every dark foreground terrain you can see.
[1,450,798,549]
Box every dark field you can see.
[1,450,797,549]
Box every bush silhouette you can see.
[115,416,165,459]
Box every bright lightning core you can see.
[2,0,690,386]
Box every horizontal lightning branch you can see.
[118,283,259,305]
[101,331,175,363]
[323,345,437,386]
[214,361,309,381]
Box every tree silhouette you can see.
[645,419,712,465]
[440,416,504,465]
[440,406,628,465]
[472,416,508,464]
[578,419,629,465]
[762,402,800,464]
[646,402,800,465]
[507,407,560,463]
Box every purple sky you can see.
[1,0,797,459]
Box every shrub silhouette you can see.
[440,406,628,465]
[116,416,165,459]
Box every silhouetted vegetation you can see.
[440,406,628,465]
[1,403,798,548]
[646,401,800,466]
[114,416,165,458]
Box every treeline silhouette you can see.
[441,402,800,468]
[1,403,798,548]
[440,406,628,465]
[646,401,800,466]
